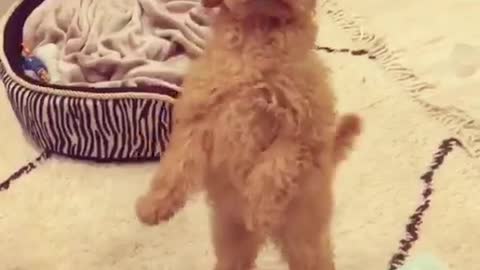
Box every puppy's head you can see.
[201,0,313,21]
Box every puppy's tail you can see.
[334,114,362,163]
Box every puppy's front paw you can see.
[135,194,177,226]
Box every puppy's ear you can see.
[202,0,223,8]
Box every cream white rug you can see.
[1,1,480,270]
[322,0,480,157]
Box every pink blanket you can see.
[23,0,214,89]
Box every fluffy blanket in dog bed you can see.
[0,0,213,162]
[22,0,213,88]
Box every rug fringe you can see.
[320,0,480,158]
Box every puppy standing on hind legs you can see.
[136,0,362,270]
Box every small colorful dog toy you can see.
[22,44,50,83]
[397,254,448,270]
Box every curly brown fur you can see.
[136,1,361,270]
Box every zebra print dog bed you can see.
[0,0,178,162]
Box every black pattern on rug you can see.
[0,150,52,192]
[315,45,376,59]
[316,46,465,268]
[388,138,463,270]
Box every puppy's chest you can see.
[208,95,280,145]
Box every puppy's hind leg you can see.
[274,171,335,270]
[275,210,335,270]
[212,210,265,270]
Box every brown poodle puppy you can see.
[136,0,362,270]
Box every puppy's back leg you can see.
[275,211,335,270]
[273,172,335,270]
[212,210,265,270]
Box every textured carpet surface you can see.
[1,1,479,270]
[326,0,480,157]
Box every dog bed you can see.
[0,0,208,162]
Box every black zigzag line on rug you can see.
[315,45,376,59]
[0,150,52,192]
[388,138,463,270]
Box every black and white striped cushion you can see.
[0,62,175,162]
[0,0,179,162]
